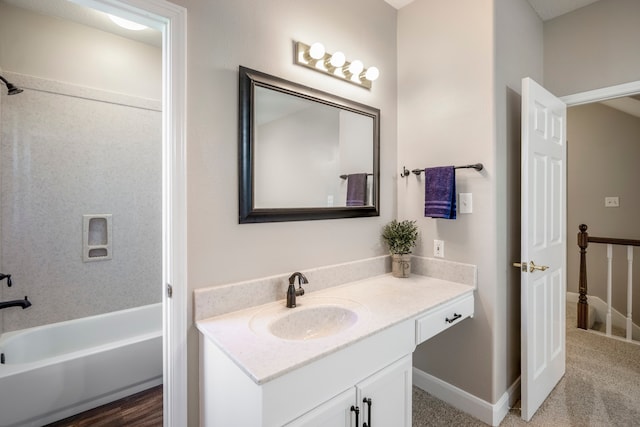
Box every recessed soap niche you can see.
[83,214,112,262]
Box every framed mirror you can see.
[239,66,380,223]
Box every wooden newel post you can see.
[577,224,589,329]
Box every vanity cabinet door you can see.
[284,388,353,427]
[285,355,412,427]
[356,355,412,427]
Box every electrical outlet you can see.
[434,240,444,258]
[605,196,619,207]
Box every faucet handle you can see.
[0,273,11,287]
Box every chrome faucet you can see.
[286,272,308,308]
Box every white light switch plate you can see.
[459,193,472,214]
[605,196,619,207]
[434,240,444,258]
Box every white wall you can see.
[398,0,542,406]
[174,0,398,422]
[0,3,162,330]
[544,0,640,97]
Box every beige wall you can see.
[567,103,640,323]
[544,0,640,97]
[398,0,542,404]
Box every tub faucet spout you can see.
[0,296,31,310]
[286,272,308,308]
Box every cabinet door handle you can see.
[350,405,359,426]
[363,397,372,427]
[445,313,462,323]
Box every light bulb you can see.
[365,66,380,81]
[329,51,346,68]
[349,60,364,75]
[309,42,325,60]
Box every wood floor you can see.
[44,385,162,427]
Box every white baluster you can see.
[626,246,633,341]
[606,244,612,337]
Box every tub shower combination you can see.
[0,303,162,427]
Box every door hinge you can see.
[167,283,173,298]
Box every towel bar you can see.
[408,163,483,176]
[340,173,373,180]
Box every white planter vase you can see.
[391,254,412,278]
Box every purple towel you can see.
[424,166,456,219]
[346,173,368,206]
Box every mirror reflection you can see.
[239,66,380,223]
[254,86,373,208]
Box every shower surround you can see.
[0,72,162,332]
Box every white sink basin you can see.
[269,306,358,340]
[249,297,367,341]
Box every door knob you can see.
[529,261,549,272]
[513,261,549,273]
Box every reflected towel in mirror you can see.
[424,166,456,219]
[346,173,368,206]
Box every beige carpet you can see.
[413,305,640,426]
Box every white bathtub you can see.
[0,303,162,427]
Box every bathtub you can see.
[0,303,162,427]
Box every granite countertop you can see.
[196,273,474,385]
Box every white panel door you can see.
[519,77,567,421]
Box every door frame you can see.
[70,0,188,425]
[561,80,640,106]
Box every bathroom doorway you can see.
[0,0,187,424]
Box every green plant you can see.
[382,220,418,255]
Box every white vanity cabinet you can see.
[197,273,476,427]
[286,355,412,427]
[200,319,416,427]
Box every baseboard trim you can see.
[413,368,520,426]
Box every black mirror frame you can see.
[238,66,380,223]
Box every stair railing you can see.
[577,224,640,341]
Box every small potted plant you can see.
[382,220,418,278]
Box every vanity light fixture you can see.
[294,41,379,89]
